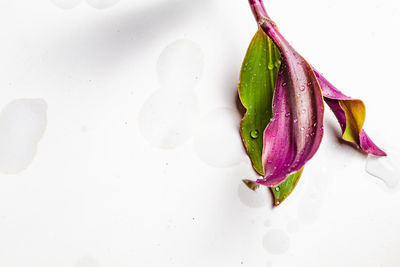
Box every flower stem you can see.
[248,0,269,24]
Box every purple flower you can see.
[248,0,386,187]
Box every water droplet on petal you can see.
[300,85,305,91]
[282,82,287,87]
[250,130,259,139]
[285,112,291,117]
[301,127,305,131]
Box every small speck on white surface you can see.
[194,108,245,167]
[0,99,47,174]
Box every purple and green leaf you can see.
[239,28,302,205]
[250,1,325,187]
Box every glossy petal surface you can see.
[239,29,303,204]
[249,0,324,186]
[315,71,386,156]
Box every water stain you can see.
[86,0,120,9]
[286,219,299,234]
[157,39,204,90]
[297,192,321,224]
[0,99,47,174]
[194,108,245,167]
[264,219,272,227]
[138,90,199,149]
[75,255,99,267]
[52,0,82,9]
[237,181,268,208]
[366,149,400,190]
[263,229,290,255]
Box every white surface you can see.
[0,0,399,266]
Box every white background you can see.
[0,0,400,266]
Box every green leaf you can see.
[271,169,303,206]
[239,28,280,175]
[239,28,303,205]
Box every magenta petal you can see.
[249,1,325,187]
[314,70,386,156]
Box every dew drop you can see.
[285,112,291,117]
[275,186,280,192]
[300,85,305,91]
[268,63,274,70]
[250,130,259,139]
[307,81,312,86]
[301,127,305,131]
[293,119,298,123]
[282,82,287,87]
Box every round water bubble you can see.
[138,90,199,149]
[157,39,204,90]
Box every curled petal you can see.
[314,70,386,156]
[249,0,324,186]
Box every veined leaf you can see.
[239,28,280,175]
